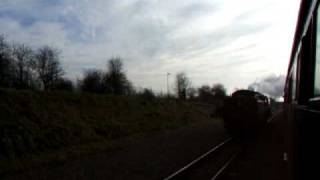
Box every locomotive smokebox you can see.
[223,90,271,138]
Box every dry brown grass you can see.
[0,88,216,174]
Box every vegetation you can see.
[0,34,228,101]
[0,34,229,174]
[80,69,104,93]
[175,72,191,100]
[0,88,215,173]
[104,57,133,95]
[33,46,64,90]
[0,35,69,91]
[197,84,227,103]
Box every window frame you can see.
[308,2,320,110]
[288,48,300,104]
[312,3,320,99]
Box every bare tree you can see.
[175,72,190,100]
[12,44,34,88]
[33,46,64,90]
[104,57,132,95]
[0,35,14,87]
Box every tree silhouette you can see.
[187,87,197,100]
[0,35,14,87]
[80,69,104,93]
[197,83,226,103]
[175,72,190,100]
[33,46,64,90]
[211,83,227,97]
[140,88,156,101]
[12,44,34,88]
[198,85,212,102]
[54,78,74,91]
[104,57,132,95]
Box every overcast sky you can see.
[0,0,300,93]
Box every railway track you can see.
[163,137,241,180]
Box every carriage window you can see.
[315,7,320,96]
[291,55,298,100]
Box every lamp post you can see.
[167,72,170,96]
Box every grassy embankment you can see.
[0,89,218,174]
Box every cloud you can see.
[248,75,286,98]
[0,0,300,92]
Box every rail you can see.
[163,137,239,180]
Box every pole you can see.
[167,72,170,96]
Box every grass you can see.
[0,88,216,174]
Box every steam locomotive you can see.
[223,90,271,137]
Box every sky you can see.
[0,0,301,94]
